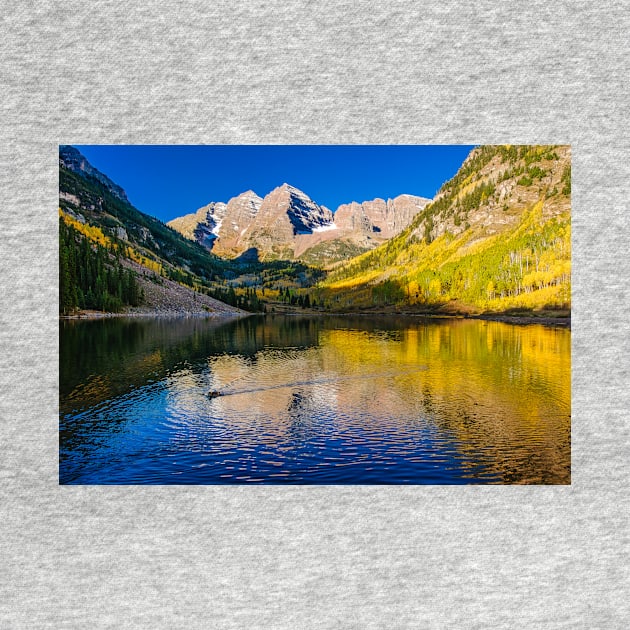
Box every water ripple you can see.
[60,316,570,484]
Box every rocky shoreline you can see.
[472,313,570,328]
[60,304,570,327]
[296,307,571,328]
[60,309,249,320]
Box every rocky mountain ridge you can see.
[60,145,129,202]
[168,184,430,264]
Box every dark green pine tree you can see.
[59,217,143,314]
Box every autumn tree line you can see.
[315,145,571,313]
[60,218,144,314]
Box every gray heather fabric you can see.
[1,1,628,628]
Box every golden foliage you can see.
[60,208,163,276]
[59,209,112,248]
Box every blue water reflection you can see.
[60,315,570,484]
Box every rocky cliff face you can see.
[232,184,334,259]
[411,144,571,243]
[335,194,431,242]
[211,191,263,255]
[169,184,430,263]
[167,202,227,249]
[59,145,129,202]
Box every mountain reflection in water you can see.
[60,314,570,484]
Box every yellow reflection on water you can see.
[203,320,570,483]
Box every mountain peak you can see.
[237,189,262,201]
[394,193,432,204]
[276,183,309,197]
[169,183,432,262]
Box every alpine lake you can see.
[60,314,570,484]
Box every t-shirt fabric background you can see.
[1,2,628,628]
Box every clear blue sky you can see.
[73,145,474,223]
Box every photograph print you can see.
[59,144,571,484]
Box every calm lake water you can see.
[60,314,570,484]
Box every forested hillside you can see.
[314,145,571,314]
[59,160,228,282]
[60,216,143,314]
[59,149,258,315]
